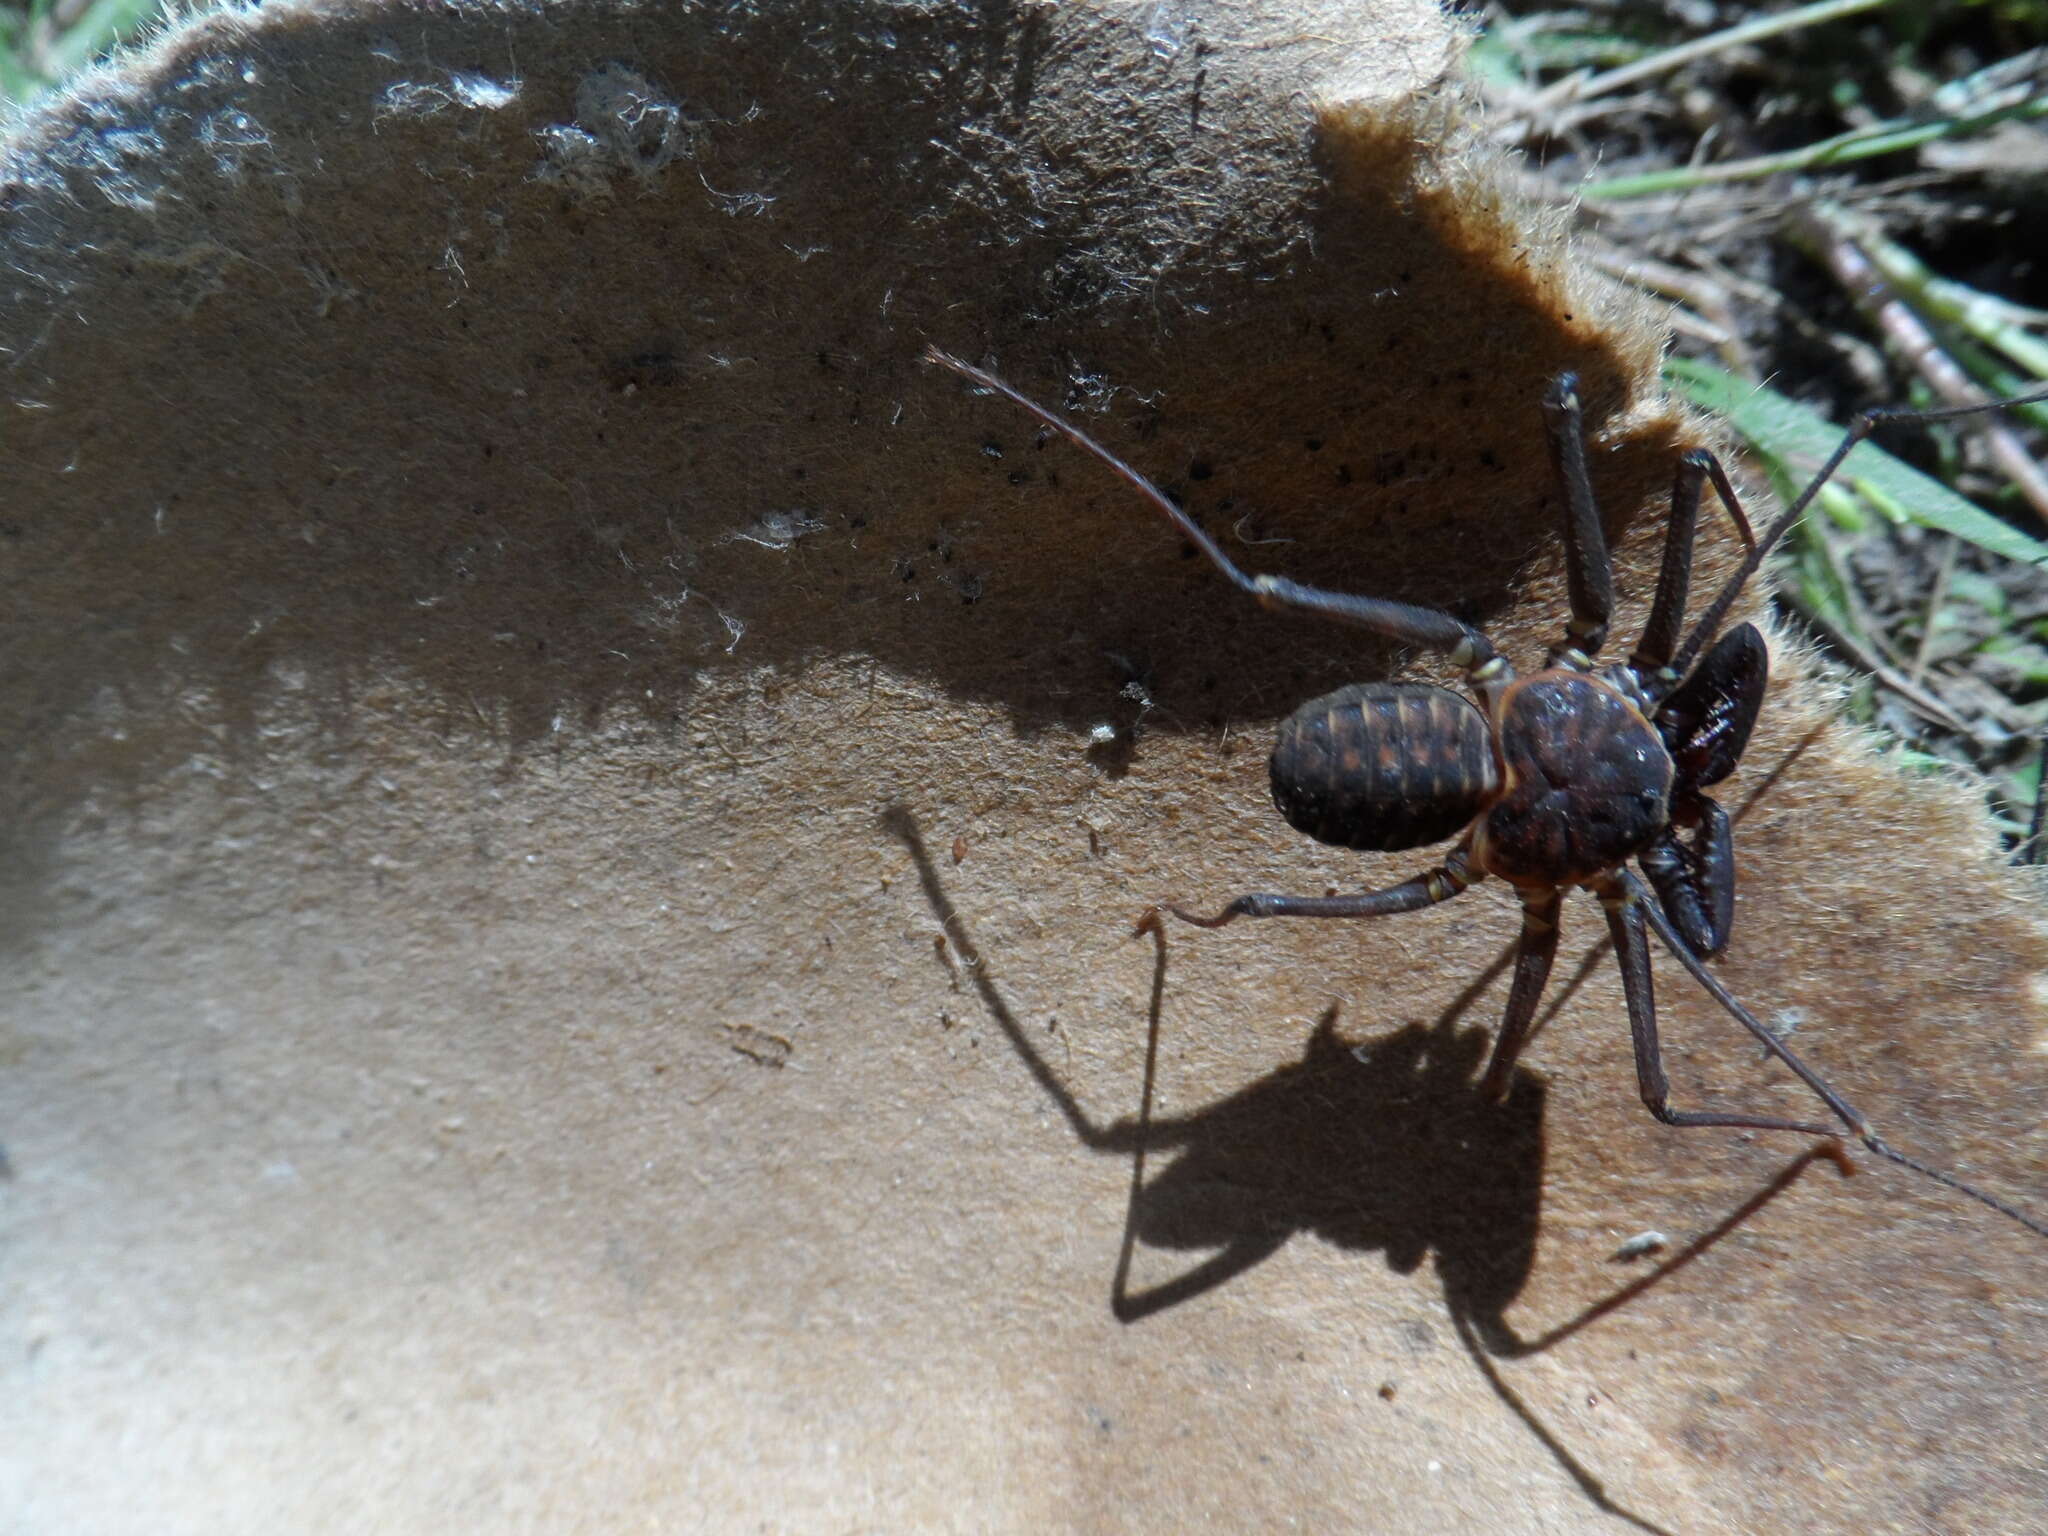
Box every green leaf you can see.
[1945,567,2009,619]
[1663,357,2048,568]
[1975,634,2048,688]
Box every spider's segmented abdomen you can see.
[1270,683,1499,852]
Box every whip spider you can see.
[928,344,2048,1242]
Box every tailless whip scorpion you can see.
[927,343,2048,1243]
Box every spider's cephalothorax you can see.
[926,345,2048,1241]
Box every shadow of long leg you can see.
[1487,1144,1847,1359]
[1109,921,1294,1321]
[892,806,1588,1338]
[1449,1305,1678,1536]
[886,803,1137,1149]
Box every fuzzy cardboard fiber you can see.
[3,2,2045,1531]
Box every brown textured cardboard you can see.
[2,3,2043,1531]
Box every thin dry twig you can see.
[1579,237,1752,375]
[1794,595,1994,746]
[1906,534,1958,692]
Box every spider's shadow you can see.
[885,805,1842,1536]
[887,804,1548,1341]
[1105,950,1544,1336]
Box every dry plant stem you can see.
[1788,204,2048,523]
[1584,93,2048,201]
[1907,534,1957,691]
[1792,591,1987,744]
[1689,250,1892,390]
[1579,238,1751,375]
[1932,672,2033,740]
[1773,493,1927,694]
[1845,217,2048,431]
[1521,0,1891,114]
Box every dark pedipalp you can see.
[1637,795,1736,955]
[1658,623,1768,790]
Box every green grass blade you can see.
[38,0,161,81]
[1584,89,2048,201]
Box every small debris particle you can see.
[933,932,962,989]
[723,1023,793,1068]
[1377,1382,1397,1402]
[1611,1230,1668,1262]
[729,509,825,550]
[1759,1008,1805,1061]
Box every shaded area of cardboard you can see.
[2,2,2044,1533]
[0,0,1665,818]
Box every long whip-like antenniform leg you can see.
[1144,849,1477,932]
[1619,871,2048,1241]
[924,347,1507,679]
[1478,888,1564,1103]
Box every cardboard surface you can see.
[3,3,2044,1531]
